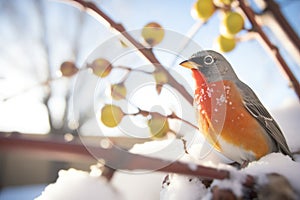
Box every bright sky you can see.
[0,0,299,134]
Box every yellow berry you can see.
[100,104,124,128]
[147,113,170,138]
[60,61,78,77]
[141,22,165,47]
[90,58,112,78]
[222,11,244,36]
[216,35,236,52]
[153,69,168,85]
[111,83,127,100]
[191,0,215,21]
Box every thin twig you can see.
[125,101,198,130]
[168,112,199,130]
[115,65,153,74]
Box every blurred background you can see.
[0,0,299,199]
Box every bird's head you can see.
[179,50,238,83]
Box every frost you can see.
[206,88,213,98]
[216,94,226,105]
[201,88,205,94]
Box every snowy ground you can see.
[19,100,300,199]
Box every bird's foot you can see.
[228,160,249,169]
[241,160,249,168]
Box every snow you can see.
[243,153,300,193]
[161,152,300,199]
[188,162,198,171]
[158,100,300,199]
[216,94,226,105]
[206,164,246,198]
[211,177,244,198]
[35,168,122,200]
[111,172,164,200]
[160,174,208,200]
[35,100,300,199]
[181,144,247,198]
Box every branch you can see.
[0,132,255,186]
[238,0,300,100]
[61,0,193,105]
[264,0,300,52]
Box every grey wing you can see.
[235,81,293,159]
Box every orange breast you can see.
[192,70,271,159]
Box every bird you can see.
[179,50,293,166]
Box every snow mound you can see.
[35,168,123,200]
[160,174,208,200]
[158,142,300,199]
[244,153,300,193]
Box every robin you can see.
[180,50,293,165]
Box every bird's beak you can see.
[179,60,197,69]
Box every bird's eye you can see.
[204,55,214,65]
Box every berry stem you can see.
[124,101,198,130]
